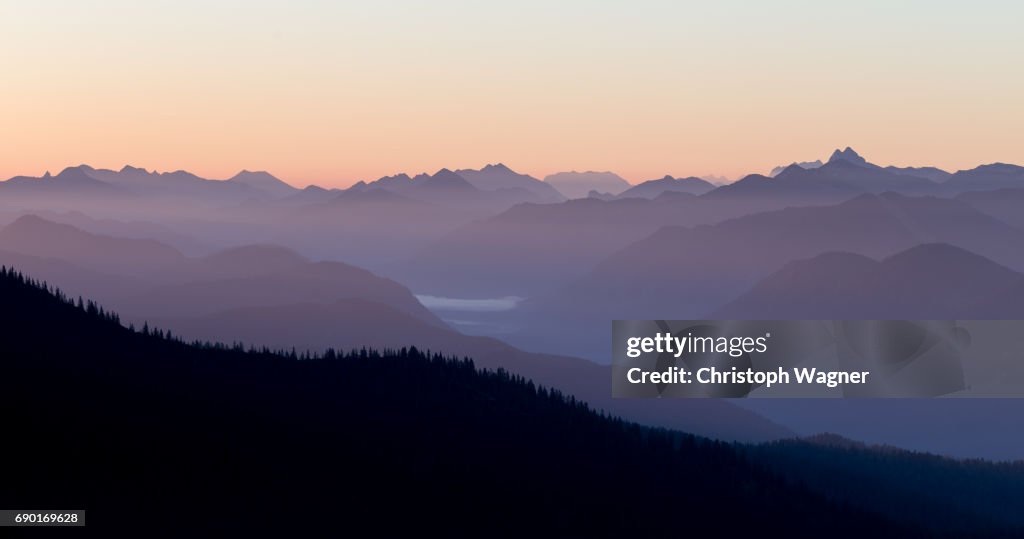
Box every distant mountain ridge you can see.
[768,147,955,184]
[714,243,1024,319]
[0,215,786,442]
[543,171,632,199]
[0,267,937,535]
[1,164,295,203]
[769,160,823,177]
[5,149,1023,210]
[351,164,564,205]
[454,163,565,202]
[226,170,299,197]
[616,175,715,199]
[945,163,1024,192]
[517,192,1024,360]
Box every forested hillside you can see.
[0,266,915,536]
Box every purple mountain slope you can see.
[149,298,792,442]
[769,160,823,177]
[0,216,440,325]
[944,163,1024,192]
[0,216,788,442]
[10,210,213,256]
[587,193,1024,315]
[1,166,126,198]
[351,166,558,208]
[455,163,565,202]
[828,147,877,167]
[709,151,940,202]
[225,170,298,197]
[957,188,1024,229]
[69,164,271,200]
[0,215,187,277]
[767,147,950,184]
[713,243,1024,318]
[617,175,715,198]
[884,165,951,183]
[543,171,631,199]
[517,193,1024,361]
[397,193,706,296]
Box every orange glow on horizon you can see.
[2,1,1021,188]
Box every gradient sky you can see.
[2,0,1022,187]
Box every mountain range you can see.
[714,243,1024,319]
[6,147,1024,461]
[348,163,564,206]
[0,214,786,442]
[542,170,632,198]
[515,192,1024,361]
[5,148,1024,214]
[13,267,1011,535]
[5,264,1024,533]
[615,175,716,198]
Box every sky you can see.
[1,0,1022,188]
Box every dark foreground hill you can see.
[744,434,1024,535]
[0,216,788,442]
[0,268,921,537]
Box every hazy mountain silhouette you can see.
[0,165,298,222]
[0,215,441,323]
[590,193,1024,314]
[768,148,950,183]
[130,258,445,324]
[586,189,616,200]
[705,168,857,206]
[705,154,944,220]
[399,178,1021,298]
[0,216,787,441]
[769,159,823,177]
[781,157,938,193]
[0,214,188,277]
[828,146,878,167]
[0,249,144,305]
[412,168,478,194]
[524,193,1024,360]
[398,194,708,296]
[282,186,481,266]
[189,244,309,277]
[945,163,1024,192]
[1,165,127,198]
[70,164,273,201]
[543,171,631,199]
[454,163,565,202]
[351,165,560,208]
[2,268,934,536]
[616,175,716,198]
[958,188,1024,229]
[6,209,213,256]
[702,174,731,185]
[405,152,970,299]
[279,184,342,205]
[884,165,951,183]
[740,398,1024,462]
[147,297,793,442]
[713,243,1024,318]
[225,170,298,197]
[745,434,1024,532]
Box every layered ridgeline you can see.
[743,435,1024,535]
[0,215,785,442]
[0,268,914,536]
[5,269,1024,535]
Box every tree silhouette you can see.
[0,266,1015,536]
